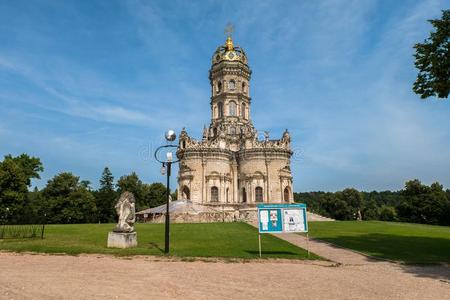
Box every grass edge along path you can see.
[0,222,320,260]
[308,221,450,264]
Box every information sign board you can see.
[257,203,308,233]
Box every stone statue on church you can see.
[107,191,137,248]
[113,191,136,233]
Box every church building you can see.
[176,34,294,206]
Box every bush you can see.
[379,206,397,221]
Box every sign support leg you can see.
[258,233,262,258]
[307,233,310,257]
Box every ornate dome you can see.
[211,36,248,65]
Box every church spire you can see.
[225,36,234,51]
[208,29,253,146]
[224,23,235,51]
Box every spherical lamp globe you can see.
[165,130,176,142]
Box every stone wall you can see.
[139,207,258,224]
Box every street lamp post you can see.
[154,130,180,254]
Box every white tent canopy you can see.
[136,200,234,216]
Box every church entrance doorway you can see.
[284,187,290,202]
[255,187,263,202]
[181,186,190,200]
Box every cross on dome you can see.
[224,23,235,51]
[224,23,234,37]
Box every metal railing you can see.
[0,223,45,239]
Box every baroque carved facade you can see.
[177,35,293,205]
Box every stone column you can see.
[290,179,294,203]
[265,161,270,203]
[201,158,206,203]
[248,179,255,203]
[280,178,283,203]
[220,175,225,203]
[232,162,238,203]
[205,178,209,203]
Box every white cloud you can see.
[1,0,449,191]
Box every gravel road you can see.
[1,252,449,300]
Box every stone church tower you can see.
[177,34,293,206]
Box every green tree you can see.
[171,188,178,203]
[95,167,117,223]
[362,198,379,220]
[117,172,146,210]
[80,180,91,190]
[379,206,397,221]
[413,10,450,99]
[443,194,450,226]
[146,182,167,208]
[397,179,449,225]
[321,192,351,220]
[294,192,325,213]
[26,186,45,223]
[42,172,97,223]
[340,188,363,220]
[117,172,169,211]
[0,154,43,223]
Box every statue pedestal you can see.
[107,231,137,248]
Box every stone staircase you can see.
[307,212,334,221]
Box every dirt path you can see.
[273,232,372,265]
[249,220,370,265]
[0,252,449,300]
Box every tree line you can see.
[295,180,450,226]
[1,153,450,226]
[0,154,168,224]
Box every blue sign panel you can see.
[258,208,282,233]
[257,203,308,233]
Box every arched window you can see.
[242,188,247,203]
[284,187,290,202]
[216,81,222,93]
[229,80,236,90]
[229,101,237,116]
[241,103,246,119]
[218,102,223,118]
[226,188,229,203]
[255,187,263,202]
[242,82,246,93]
[181,140,186,149]
[229,126,236,134]
[211,186,219,202]
[182,186,190,200]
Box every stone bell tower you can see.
[177,30,294,206]
[208,33,255,151]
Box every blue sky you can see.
[1,0,449,192]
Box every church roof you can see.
[211,35,248,65]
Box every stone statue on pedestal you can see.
[107,191,138,248]
[113,191,136,233]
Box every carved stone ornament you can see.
[113,191,136,233]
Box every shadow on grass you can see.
[148,242,164,254]
[314,233,450,280]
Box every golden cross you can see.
[224,23,234,37]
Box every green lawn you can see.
[0,222,317,260]
[308,221,450,264]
